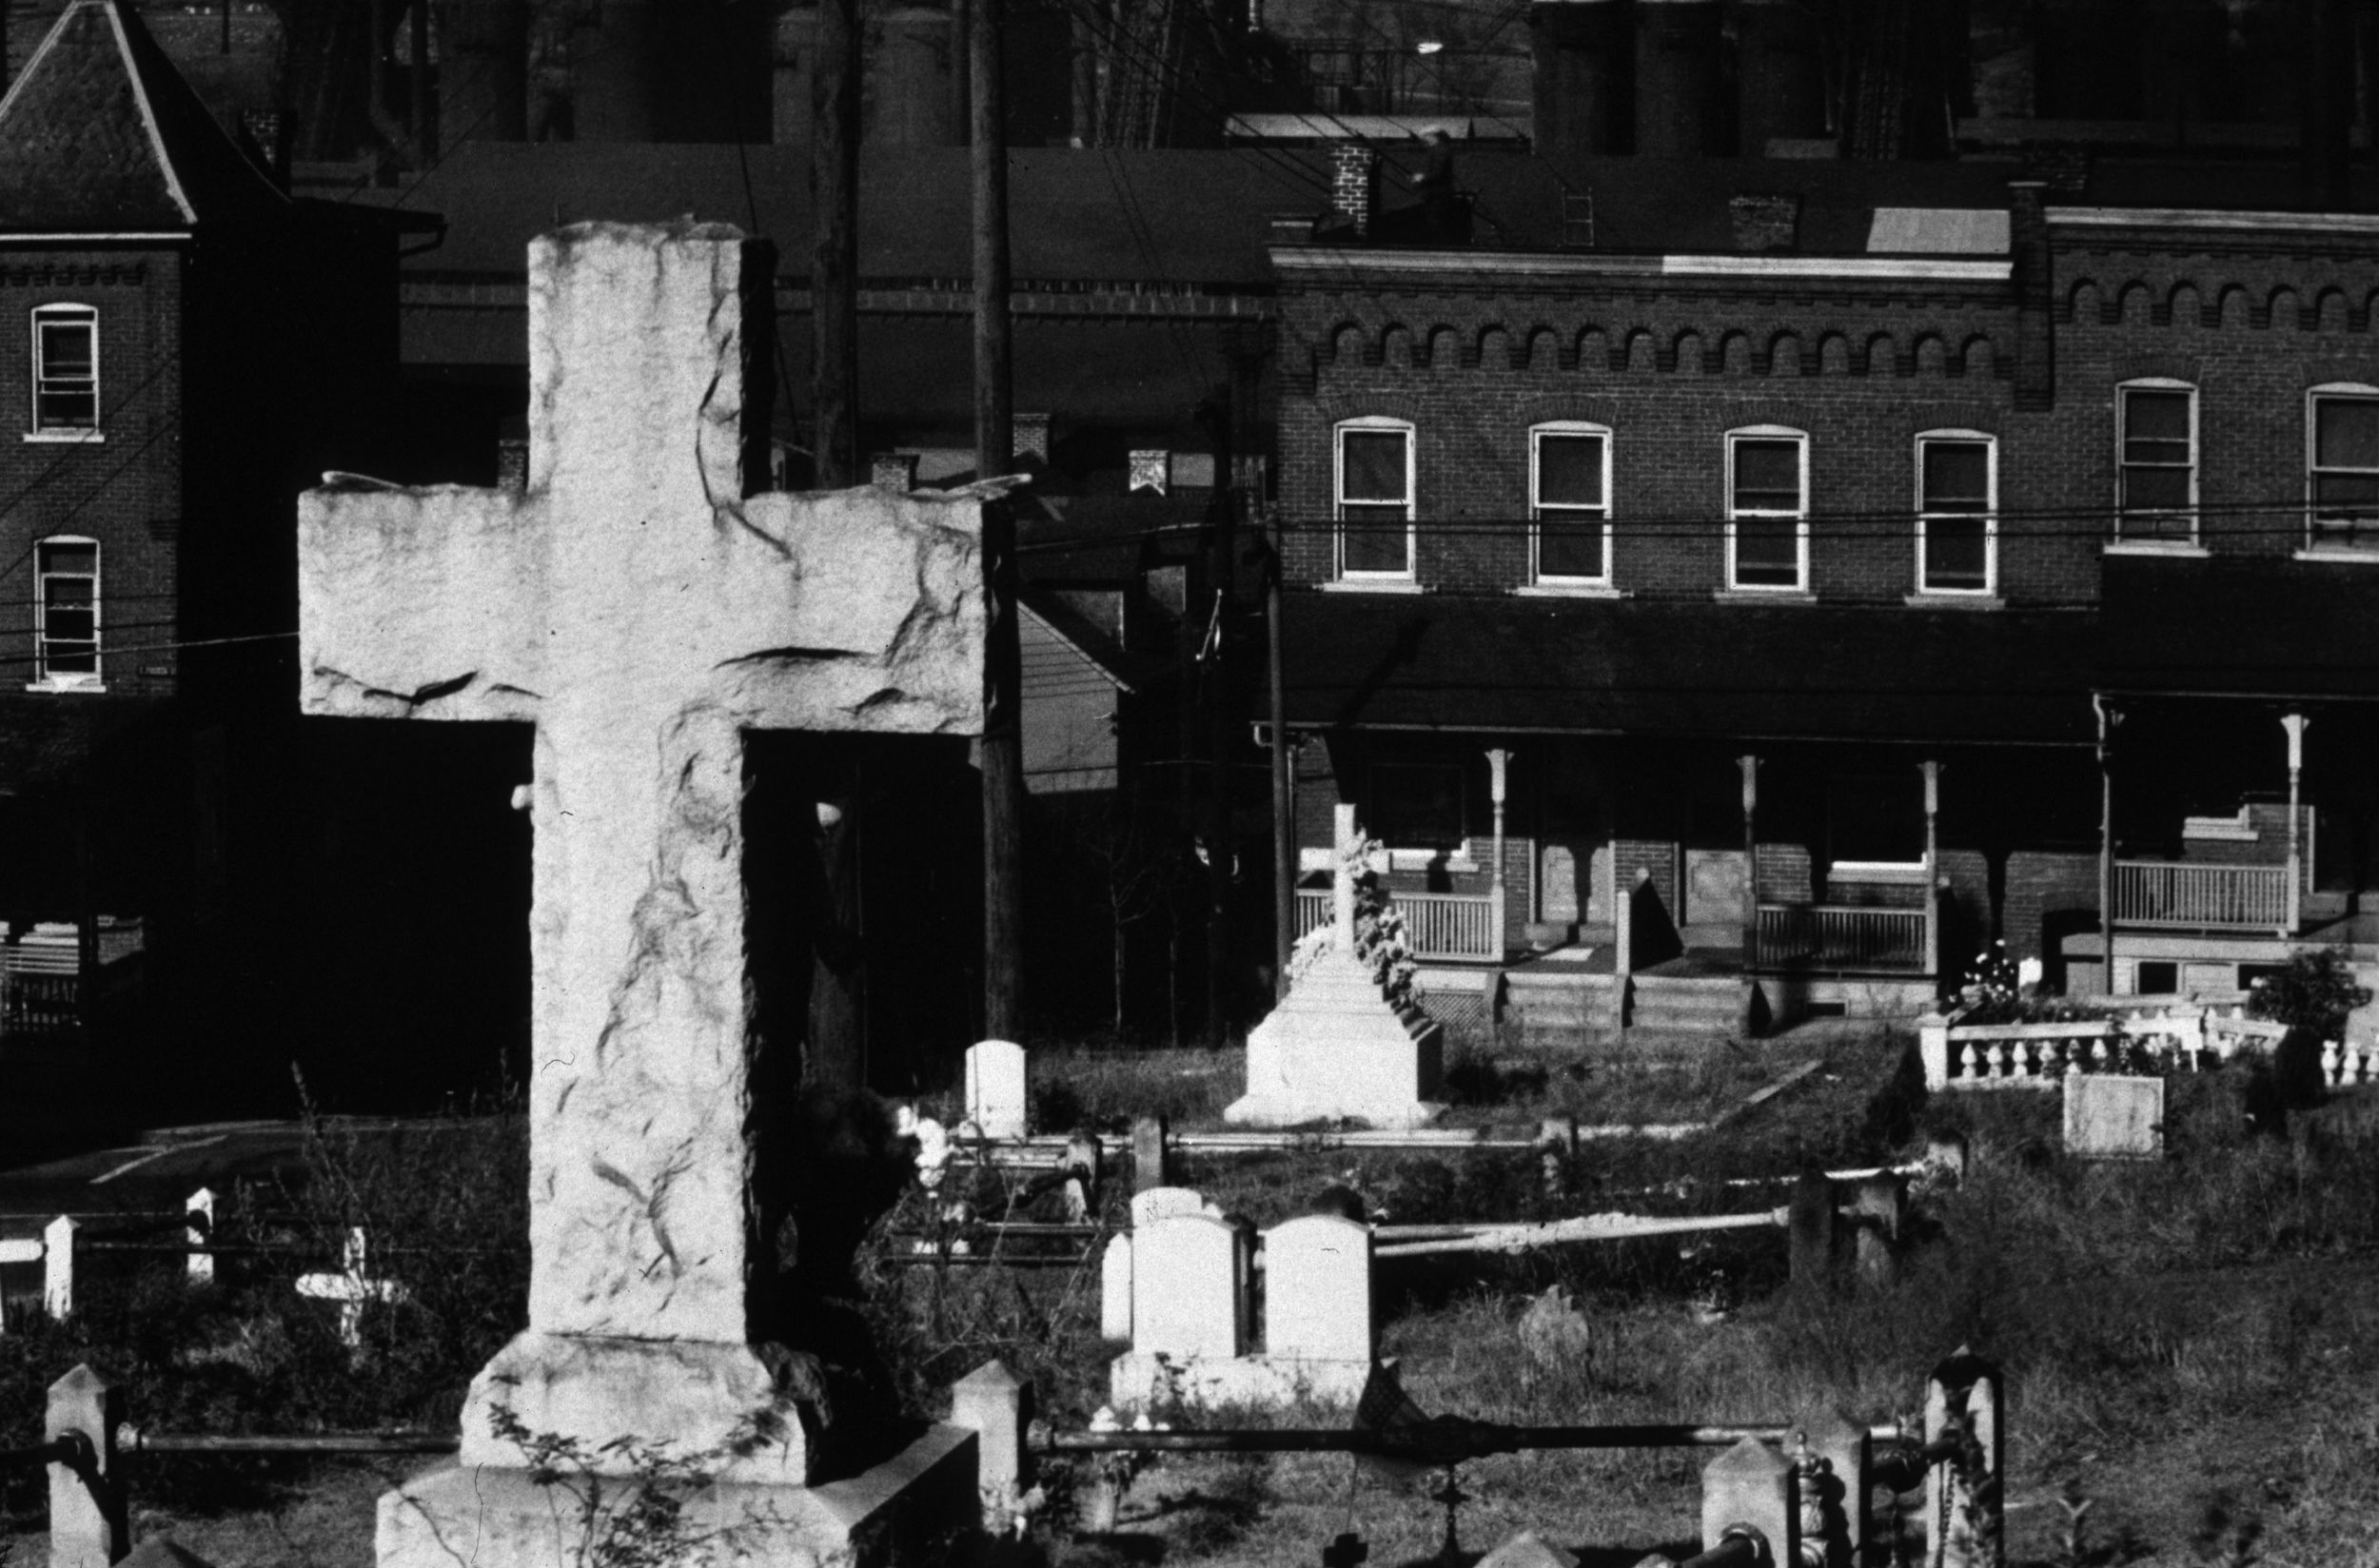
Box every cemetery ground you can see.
[5,1026,2379,1565]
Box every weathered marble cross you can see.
[298,223,986,1485]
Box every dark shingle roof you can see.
[1284,592,2100,745]
[0,0,284,232]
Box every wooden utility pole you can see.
[801,0,867,1087]
[976,0,1026,1040]
[812,0,861,486]
[1268,514,1292,1000]
[1202,395,1235,1049]
[808,757,867,1088]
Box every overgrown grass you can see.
[0,1097,527,1531]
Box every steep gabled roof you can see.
[0,0,285,232]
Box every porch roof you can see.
[1281,593,2098,745]
[2097,555,2379,701]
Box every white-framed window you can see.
[2307,383,2379,550]
[32,537,100,689]
[1530,422,1611,584]
[1726,425,1808,591]
[29,304,98,437]
[2115,379,2196,542]
[1916,430,1996,594]
[1334,417,1415,579]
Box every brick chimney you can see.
[1330,144,1380,237]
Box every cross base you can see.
[459,1331,818,1484]
[377,1423,978,1568]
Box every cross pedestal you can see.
[299,224,989,1564]
[1228,805,1444,1127]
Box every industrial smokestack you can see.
[573,0,773,142]
[1635,0,1724,156]
[436,0,530,143]
[1736,0,1826,155]
[1530,0,1630,160]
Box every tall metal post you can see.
[1738,755,1760,967]
[1920,760,1942,987]
[2094,696,2116,997]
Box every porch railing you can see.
[1752,904,1928,972]
[1295,888,1499,960]
[2114,860,2292,931]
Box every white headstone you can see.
[1262,1215,1372,1362]
[1131,1186,1205,1228]
[1100,1234,1133,1343]
[1131,1213,1242,1360]
[1474,1531,1580,1568]
[2065,1073,2164,1159]
[299,222,989,1507]
[1540,845,1579,925]
[967,1039,1029,1140]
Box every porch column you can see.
[1333,801,1359,950]
[1485,749,1512,959]
[1920,760,1942,985]
[2094,696,2119,996]
[1738,755,1760,964]
[2282,713,2308,936]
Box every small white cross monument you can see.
[1227,803,1445,1127]
[300,223,989,1563]
[294,1227,408,1349]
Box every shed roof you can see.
[1282,592,2099,746]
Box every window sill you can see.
[1388,846,1479,873]
[1830,860,1931,885]
[1713,588,1816,604]
[1904,592,2004,610]
[1514,582,1624,599]
[1320,578,1424,594]
[24,679,107,695]
[23,430,103,444]
[2294,547,2379,565]
[2103,541,2208,559]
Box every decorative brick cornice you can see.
[0,262,147,286]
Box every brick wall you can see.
[0,248,183,703]
[1275,227,2379,601]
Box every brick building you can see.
[0,0,423,1124]
[1271,149,2379,1032]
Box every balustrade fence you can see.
[2114,859,2293,930]
[1294,888,1498,960]
[1752,904,1928,971]
[1917,1001,2350,1090]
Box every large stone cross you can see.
[298,223,986,1486]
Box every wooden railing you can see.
[2114,859,2292,930]
[1752,904,1927,972]
[0,972,79,1037]
[1294,888,1498,960]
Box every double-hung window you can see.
[2115,381,2195,542]
[1726,426,1808,591]
[33,538,100,689]
[2308,384,2379,551]
[1916,432,1996,594]
[1334,418,1414,580]
[1530,423,1611,585]
[29,304,98,437]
